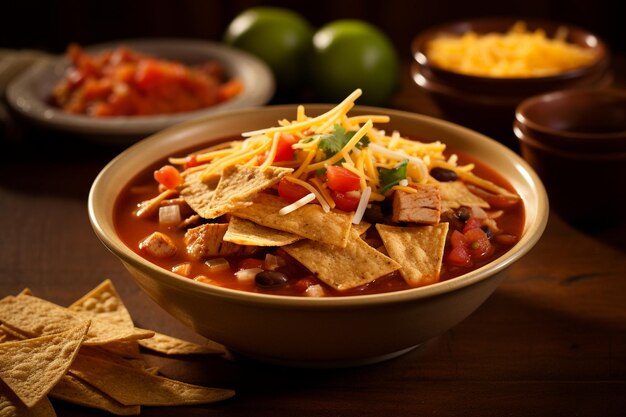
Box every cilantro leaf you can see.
[301,124,369,159]
[378,160,409,193]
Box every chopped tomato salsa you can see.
[51,44,243,117]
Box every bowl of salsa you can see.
[6,38,274,144]
[89,90,548,366]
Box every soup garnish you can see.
[115,89,523,297]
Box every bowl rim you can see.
[6,37,275,136]
[411,16,609,83]
[88,104,548,309]
[515,87,626,141]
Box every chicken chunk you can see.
[139,231,177,258]
[184,223,241,259]
[392,184,441,224]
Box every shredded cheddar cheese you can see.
[426,21,598,77]
[168,88,515,212]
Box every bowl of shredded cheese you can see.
[410,17,612,146]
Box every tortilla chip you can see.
[233,193,353,248]
[0,324,27,342]
[69,353,235,406]
[137,330,226,355]
[0,322,89,407]
[0,294,152,346]
[352,221,371,236]
[179,170,220,218]
[282,230,401,291]
[0,390,56,417]
[182,165,292,219]
[51,374,140,416]
[223,216,302,246]
[69,279,134,330]
[98,340,142,359]
[438,181,490,210]
[376,223,449,287]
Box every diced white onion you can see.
[399,179,409,187]
[158,205,181,225]
[352,186,371,225]
[171,262,191,277]
[471,206,488,219]
[305,284,325,297]
[235,268,263,283]
[264,253,284,271]
[279,193,316,215]
[205,258,230,272]
[345,190,361,199]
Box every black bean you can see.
[456,207,471,222]
[481,225,493,239]
[255,271,288,288]
[430,167,458,182]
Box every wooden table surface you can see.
[1,57,625,417]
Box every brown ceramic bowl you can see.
[410,17,612,147]
[89,104,547,367]
[514,88,626,227]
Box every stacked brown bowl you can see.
[410,17,612,149]
[514,88,626,227]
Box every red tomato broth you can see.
[113,136,525,297]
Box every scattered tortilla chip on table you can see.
[0,322,89,407]
[223,216,302,246]
[0,390,56,417]
[69,279,134,329]
[137,330,227,356]
[282,230,401,291]
[50,374,140,416]
[233,193,353,248]
[0,294,152,346]
[0,280,234,415]
[376,223,449,287]
[69,353,235,406]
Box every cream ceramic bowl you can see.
[88,105,548,367]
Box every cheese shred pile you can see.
[426,21,598,77]
[169,89,509,219]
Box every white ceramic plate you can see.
[6,38,275,144]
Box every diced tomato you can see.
[277,178,310,203]
[447,245,472,267]
[274,133,299,162]
[238,258,265,271]
[331,189,361,212]
[464,228,493,260]
[446,226,494,267]
[183,155,199,170]
[217,79,244,102]
[135,59,164,91]
[293,276,319,293]
[325,166,361,192]
[450,230,467,248]
[463,215,483,233]
[153,165,183,190]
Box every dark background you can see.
[2,0,624,57]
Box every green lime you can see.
[223,7,314,93]
[308,20,400,106]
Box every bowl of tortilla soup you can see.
[89,89,548,367]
